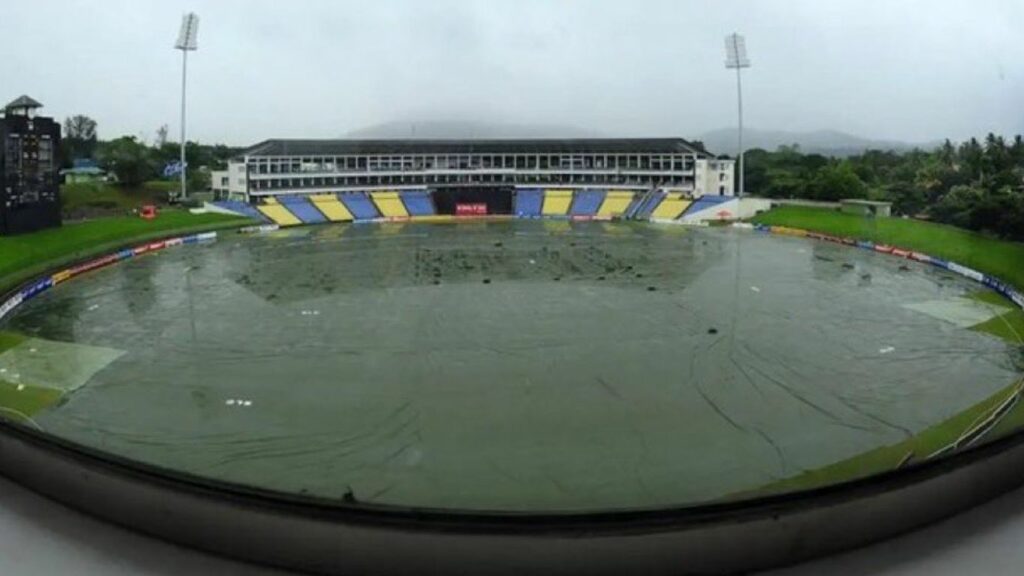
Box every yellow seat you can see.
[597,190,636,217]
[257,197,302,226]
[311,194,353,222]
[370,191,408,218]
[650,193,692,220]
[542,189,573,215]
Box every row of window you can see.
[249,172,694,191]
[247,154,696,175]
[3,139,55,174]
[212,177,245,190]
[4,182,58,205]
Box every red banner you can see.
[456,203,488,216]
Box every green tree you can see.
[187,167,211,193]
[742,148,771,195]
[1009,135,1024,165]
[95,136,157,187]
[762,168,807,198]
[62,115,98,165]
[930,184,983,229]
[801,153,830,173]
[938,139,956,166]
[883,181,926,216]
[807,161,867,201]
[151,141,239,178]
[744,132,1023,239]
[958,138,986,180]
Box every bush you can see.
[807,161,867,201]
[95,137,158,187]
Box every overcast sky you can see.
[2,0,1021,146]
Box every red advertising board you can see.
[456,203,488,216]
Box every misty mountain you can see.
[698,128,941,157]
[345,120,603,140]
[345,121,940,158]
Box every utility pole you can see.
[174,13,200,201]
[725,33,751,197]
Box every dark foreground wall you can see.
[4,413,1024,575]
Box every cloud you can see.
[0,0,1019,145]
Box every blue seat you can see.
[630,190,666,220]
[401,190,436,216]
[212,200,267,222]
[278,196,327,224]
[569,189,605,216]
[684,195,732,217]
[515,189,543,217]
[339,192,381,220]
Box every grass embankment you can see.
[61,181,182,218]
[0,210,249,294]
[734,206,1024,499]
[0,210,252,423]
[752,206,1024,289]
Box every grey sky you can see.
[2,0,1021,146]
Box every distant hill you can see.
[345,120,603,140]
[698,128,940,157]
[344,121,939,157]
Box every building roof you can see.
[4,95,43,111]
[72,158,100,169]
[62,159,105,175]
[60,166,106,175]
[841,199,892,206]
[241,138,715,158]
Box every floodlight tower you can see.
[174,13,199,201]
[725,33,750,197]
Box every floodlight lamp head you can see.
[724,33,750,69]
[175,13,200,51]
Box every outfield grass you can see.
[141,180,180,193]
[0,331,26,354]
[0,379,62,423]
[968,291,1024,344]
[0,210,249,293]
[972,309,1024,343]
[752,206,1024,290]
[0,332,62,422]
[61,181,181,216]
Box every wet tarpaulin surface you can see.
[1,221,1020,511]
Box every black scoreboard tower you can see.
[0,95,62,235]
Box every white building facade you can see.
[211,162,249,200]
[228,139,735,202]
[694,157,736,198]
